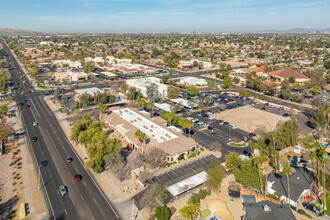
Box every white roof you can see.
[167,171,208,196]
[154,103,172,112]
[74,87,103,96]
[100,71,117,77]
[170,98,197,108]
[114,108,177,143]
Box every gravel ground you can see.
[0,153,14,218]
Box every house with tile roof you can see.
[266,69,309,84]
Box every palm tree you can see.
[179,118,187,136]
[309,150,317,174]
[318,145,328,210]
[185,120,193,138]
[147,102,155,118]
[134,129,147,151]
[248,140,254,157]
[283,164,293,206]
[254,156,265,195]
[165,112,176,126]
[271,131,278,173]
[315,142,324,187]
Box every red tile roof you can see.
[267,69,308,79]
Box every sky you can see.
[1,0,330,33]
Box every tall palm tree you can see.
[318,145,328,210]
[309,150,317,174]
[283,164,293,206]
[315,142,324,187]
[134,129,147,151]
[185,120,193,138]
[147,102,155,118]
[254,156,265,195]
[179,118,187,136]
[271,131,278,173]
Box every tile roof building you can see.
[102,107,199,162]
[266,69,309,84]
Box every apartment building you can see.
[126,77,169,98]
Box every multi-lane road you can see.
[1,39,122,220]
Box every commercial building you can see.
[126,77,169,98]
[52,59,82,69]
[73,87,104,101]
[266,69,309,84]
[106,56,132,65]
[102,107,199,162]
[179,77,207,86]
[105,64,156,74]
[54,71,88,82]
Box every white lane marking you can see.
[83,182,87,186]
[64,209,68,215]
[93,198,98,204]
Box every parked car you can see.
[302,202,324,216]
[261,107,266,111]
[216,119,223,124]
[264,103,269,106]
[210,132,218,136]
[282,113,289,117]
[278,107,284,111]
[208,125,214,130]
[59,185,67,196]
[249,132,256,137]
[231,125,238,129]
[223,122,229,125]
[270,105,275,108]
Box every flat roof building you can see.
[179,77,207,86]
[74,87,104,101]
[54,71,88,82]
[102,107,199,162]
[126,77,169,98]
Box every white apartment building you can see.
[84,57,104,63]
[126,77,169,98]
[179,77,207,86]
[106,56,132,65]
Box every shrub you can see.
[189,193,200,205]
[200,209,211,218]
[297,209,312,219]
[17,162,22,166]
[200,147,204,151]
[12,182,16,186]
[198,189,211,199]
[9,162,15,166]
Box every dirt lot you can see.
[213,106,289,133]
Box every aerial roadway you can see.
[1,38,122,220]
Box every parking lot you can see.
[213,105,290,133]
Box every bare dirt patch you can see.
[213,106,289,133]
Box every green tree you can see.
[186,85,199,96]
[310,110,329,130]
[281,79,290,90]
[162,76,169,84]
[147,102,155,117]
[167,87,180,99]
[223,77,233,89]
[225,152,242,170]
[233,77,240,84]
[311,85,322,93]
[155,206,171,220]
[283,164,293,205]
[84,62,95,73]
[127,87,140,101]
[98,104,107,113]
[318,146,328,210]
[180,202,200,220]
[140,183,168,211]
[135,129,147,149]
[206,157,226,190]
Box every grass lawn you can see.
[200,209,211,218]
[315,192,330,216]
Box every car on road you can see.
[66,157,72,163]
[302,202,324,216]
[59,185,67,196]
[15,130,25,135]
[20,92,24,95]
[231,125,238,129]
[278,107,284,110]
[33,121,38,126]
[270,105,275,108]
[40,160,47,167]
[26,104,31,108]
[282,113,290,117]
[73,174,82,182]
[261,107,266,111]
[31,136,37,142]
[264,103,269,106]
[210,132,218,136]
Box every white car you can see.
[231,125,238,129]
[33,121,38,126]
[208,116,214,120]
[270,105,275,108]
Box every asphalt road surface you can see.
[1,39,122,220]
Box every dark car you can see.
[261,107,266,111]
[223,122,229,125]
[264,103,269,106]
[210,132,218,136]
[40,160,47,167]
[282,113,289,117]
[216,119,223,124]
[31,136,37,142]
[249,132,256,137]
[202,113,209,118]
[73,174,82,182]
[26,104,31,108]
[208,125,214,130]
[302,202,324,216]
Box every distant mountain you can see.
[0,28,44,35]
[260,27,330,33]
